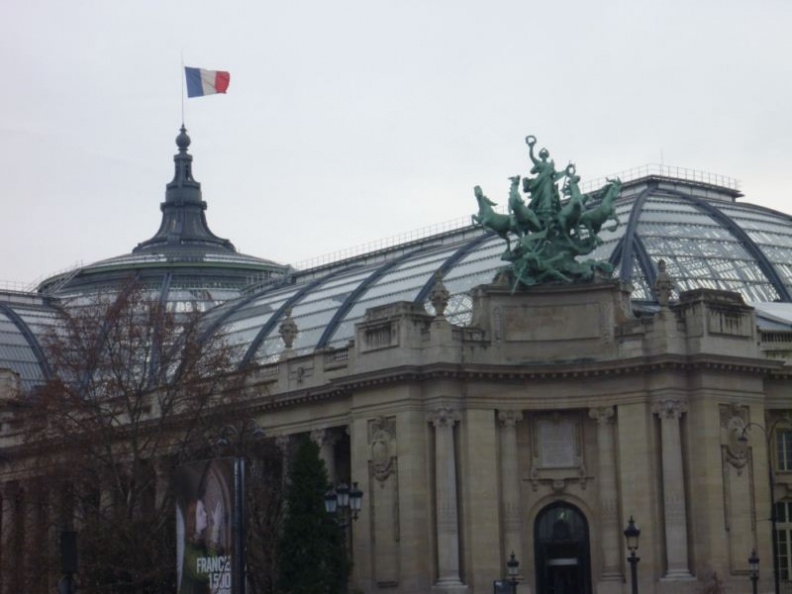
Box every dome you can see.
[8,163,792,389]
[36,126,288,307]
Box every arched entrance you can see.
[533,501,592,594]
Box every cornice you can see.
[245,352,783,414]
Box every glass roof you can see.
[0,302,61,390]
[199,180,792,365]
[9,174,792,389]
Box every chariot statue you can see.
[472,135,621,290]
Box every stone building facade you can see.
[154,280,784,594]
[0,130,790,593]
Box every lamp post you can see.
[624,516,640,594]
[738,416,791,594]
[324,481,364,529]
[749,549,759,594]
[215,419,266,594]
[216,419,266,450]
[506,551,520,594]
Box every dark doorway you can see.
[534,501,591,594]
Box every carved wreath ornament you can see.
[370,417,396,482]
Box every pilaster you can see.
[589,406,623,588]
[428,407,468,594]
[652,398,694,580]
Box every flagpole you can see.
[180,52,185,127]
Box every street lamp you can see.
[324,482,364,528]
[738,416,791,594]
[749,549,759,594]
[506,552,520,594]
[624,516,640,594]
[216,420,266,450]
[215,419,266,594]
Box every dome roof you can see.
[201,169,792,367]
[8,164,792,390]
[36,127,288,307]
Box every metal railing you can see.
[580,163,741,193]
[291,215,474,271]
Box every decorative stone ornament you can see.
[369,417,396,482]
[278,307,298,349]
[653,259,676,307]
[429,271,450,318]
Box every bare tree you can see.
[9,282,275,594]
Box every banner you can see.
[175,458,238,594]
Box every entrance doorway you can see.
[534,502,591,594]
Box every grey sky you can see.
[1,0,790,286]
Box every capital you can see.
[498,410,524,428]
[651,399,688,420]
[589,406,615,425]
[428,407,460,428]
[275,434,291,451]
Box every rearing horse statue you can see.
[507,175,542,233]
[472,185,514,251]
[577,178,622,238]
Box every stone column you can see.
[498,410,523,568]
[428,407,467,594]
[589,406,622,583]
[652,399,693,579]
[311,427,339,484]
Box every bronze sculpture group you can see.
[473,135,621,290]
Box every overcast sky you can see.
[1,0,791,287]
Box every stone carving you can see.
[275,434,291,452]
[369,416,397,482]
[472,135,620,290]
[429,271,450,318]
[589,406,615,425]
[311,427,340,450]
[0,368,20,403]
[722,407,749,471]
[279,307,298,349]
[498,409,523,428]
[652,399,688,420]
[428,407,460,428]
[653,259,676,307]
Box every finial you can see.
[176,125,191,151]
[279,308,299,350]
[653,259,676,308]
[429,271,450,318]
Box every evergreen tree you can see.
[277,436,348,594]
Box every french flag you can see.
[185,67,230,98]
